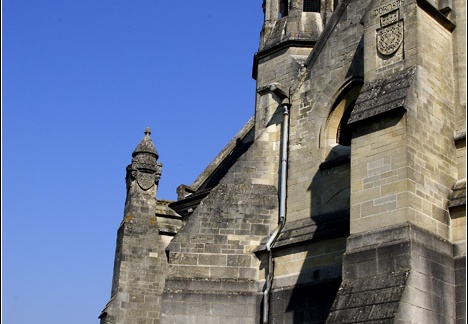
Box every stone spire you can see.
[132,127,159,159]
[126,127,162,193]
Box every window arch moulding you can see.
[319,79,363,169]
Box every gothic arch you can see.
[320,78,363,161]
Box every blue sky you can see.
[2,1,263,323]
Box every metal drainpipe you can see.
[263,101,291,324]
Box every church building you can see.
[100,0,466,322]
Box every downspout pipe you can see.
[263,101,291,324]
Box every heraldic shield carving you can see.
[136,170,156,191]
[377,20,404,56]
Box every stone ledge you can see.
[448,179,466,210]
[348,68,415,126]
[326,270,409,323]
[256,210,349,252]
[164,277,260,294]
[345,222,453,256]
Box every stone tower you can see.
[101,0,465,322]
[100,128,167,324]
[254,0,332,133]
[326,0,466,321]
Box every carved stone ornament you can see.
[136,170,155,190]
[377,20,403,56]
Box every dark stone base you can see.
[270,279,341,324]
[327,223,460,323]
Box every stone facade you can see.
[100,0,466,323]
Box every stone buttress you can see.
[317,0,465,322]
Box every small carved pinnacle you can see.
[144,127,151,136]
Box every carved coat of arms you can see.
[136,171,155,190]
[377,20,404,56]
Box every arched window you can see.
[336,97,356,146]
[321,81,362,162]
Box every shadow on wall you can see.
[281,146,351,323]
[277,71,365,323]
[280,115,404,323]
[262,41,368,321]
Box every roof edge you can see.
[190,116,255,190]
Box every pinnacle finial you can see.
[132,127,158,159]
